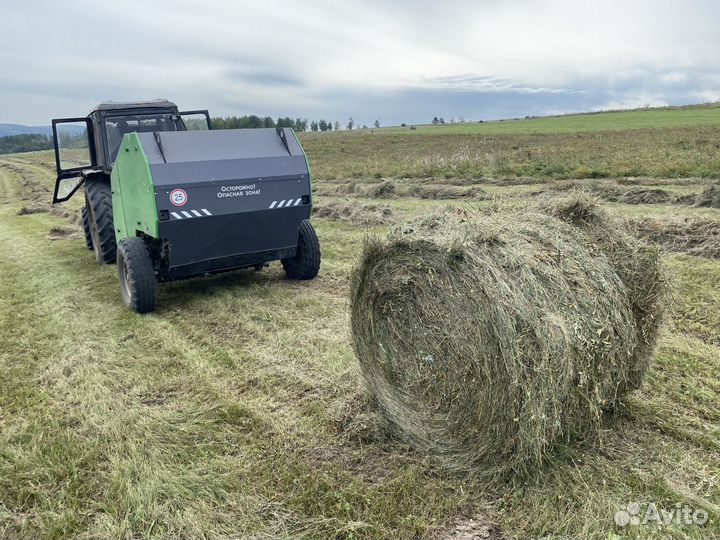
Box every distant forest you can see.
[0,115,342,154]
[0,134,54,154]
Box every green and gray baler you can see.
[51,101,320,313]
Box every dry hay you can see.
[408,184,488,200]
[325,179,488,201]
[370,180,489,200]
[50,206,82,225]
[629,217,720,259]
[16,205,47,216]
[693,184,720,208]
[312,201,394,226]
[335,181,360,194]
[545,180,626,201]
[545,181,699,206]
[616,188,677,205]
[349,195,665,478]
[368,179,398,198]
[615,177,708,187]
[47,225,80,240]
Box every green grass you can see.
[1,111,719,540]
[382,103,720,135]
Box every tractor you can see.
[52,99,320,313]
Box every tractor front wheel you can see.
[117,237,157,313]
[282,219,320,280]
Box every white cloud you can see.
[595,97,669,112]
[0,0,719,123]
[661,72,688,84]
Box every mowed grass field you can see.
[1,105,719,539]
[303,103,720,181]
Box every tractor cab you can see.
[51,100,211,203]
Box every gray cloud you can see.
[1,0,719,125]
[224,69,304,88]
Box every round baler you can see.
[111,128,319,312]
[51,101,320,313]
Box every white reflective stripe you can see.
[269,201,277,209]
[170,212,183,220]
[293,198,301,206]
[191,210,202,217]
[181,211,193,218]
[278,200,286,208]
[201,208,212,216]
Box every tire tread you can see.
[81,206,93,250]
[282,219,321,279]
[85,179,116,264]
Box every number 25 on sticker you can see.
[170,189,188,206]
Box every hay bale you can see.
[694,184,720,208]
[350,195,665,478]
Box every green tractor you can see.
[52,99,320,313]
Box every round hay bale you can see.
[350,196,665,478]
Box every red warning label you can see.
[170,189,188,206]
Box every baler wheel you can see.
[81,206,93,250]
[117,237,157,313]
[282,219,320,280]
[85,180,117,264]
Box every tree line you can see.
[210,116,348,132]
[0,134,53,155]
[209,116,383,132]
[211,115,308,131]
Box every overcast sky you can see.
[2,0,719,126]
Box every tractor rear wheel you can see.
[117,237,157,313]
[85,180,116,264]
[81,206,93,250]
[282,219,320,280]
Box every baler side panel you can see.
[110,159,127,241]
[111,133,159,242]
[290,129,313,210]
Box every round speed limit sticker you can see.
[169,188,188,206]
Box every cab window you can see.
[105,114,177,163]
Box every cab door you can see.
[178,110,212,130]
[51,117,95,203]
